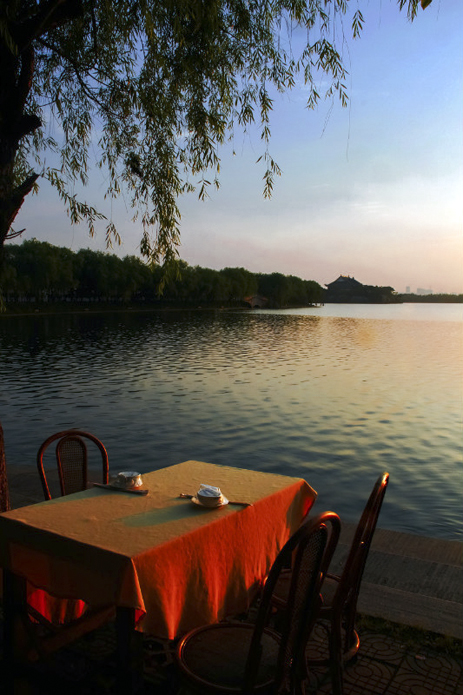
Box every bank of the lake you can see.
[1,300,326,317]
[2,296,462,319]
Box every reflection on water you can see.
[1,304,462,540]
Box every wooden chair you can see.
[37,429,109,500]
[176,511,341,695]
[271,472,389,695]
[16,429,115,661]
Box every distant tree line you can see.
[1,239,324,309]
[395,293,463,303]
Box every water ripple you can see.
[1,307,462,540]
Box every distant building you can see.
[406,286,411,294]
[416,288,433,295]
[244,295,268,309]
[324,275,365,303]
[324,275,399,304]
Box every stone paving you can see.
[1,610,461,694]
[307,622,462,695]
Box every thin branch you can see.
[14,0,83,53]
[6,173,40,233]
[37,37,118,115]
[5,228,26,240]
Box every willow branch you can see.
[14,0,83,53]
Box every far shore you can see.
[2,296,462,319]
[1,302,322,318]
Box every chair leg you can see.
[116,606,145,695]
[329,615,344,695]
[2,569,47,664]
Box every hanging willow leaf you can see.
[0,0,430,262]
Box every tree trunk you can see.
[0,0,83,251]
[0,421,10,512]
[0,38,40,250]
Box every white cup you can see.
[115,471,143,488]
[197,484,223,507]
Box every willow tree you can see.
[1,0,432,260]
[0,0,431,511]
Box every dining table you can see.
[0,459,317,693]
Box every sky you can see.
[12,0,463,294]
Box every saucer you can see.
[191,495,229,509]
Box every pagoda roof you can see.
[325,275,364,289]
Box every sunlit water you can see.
[1,303,462,540]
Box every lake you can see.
[1,303,462,540]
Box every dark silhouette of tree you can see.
[3,239,326,307]
[0,0,431,265]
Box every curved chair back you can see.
[332,472,389,655]
[245,511,341,693]
[37,430,109,500]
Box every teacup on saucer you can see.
[112,471,143,489]
[195,484,227,508]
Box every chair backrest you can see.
[244,511,341,694]
[37,429,109,500]
[333,472,389,628]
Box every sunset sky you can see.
[13,0,463,294]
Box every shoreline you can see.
[0,303,322,318]
[2,297,462,319]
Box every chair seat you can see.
[178,622,280,692]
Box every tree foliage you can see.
[256,271,323,307]
[0,0,430,267]
[3,238,325,306]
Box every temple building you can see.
[325,275,398,303]
[244,295,268,308]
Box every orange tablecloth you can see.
[0,460,316,639]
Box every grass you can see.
[357,613,463,660]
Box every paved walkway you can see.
[333,522,462,640]
[2,463,462,694]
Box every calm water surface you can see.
[1,303,462,540]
